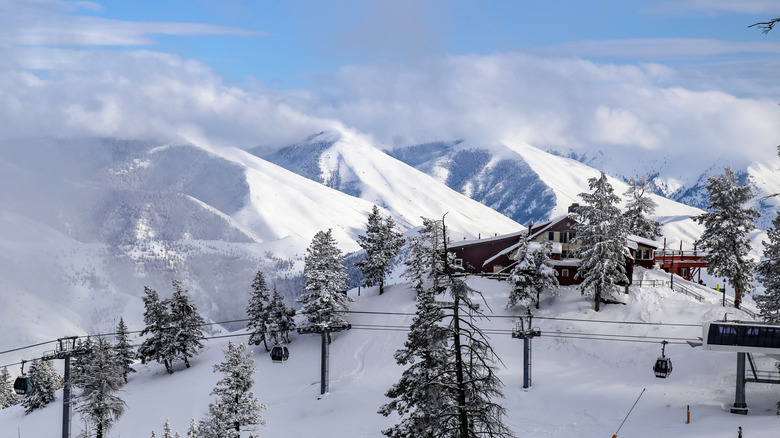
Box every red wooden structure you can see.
[656,239,708,283]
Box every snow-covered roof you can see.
[482,240,562,267]
[449,229,527,248]
[627,234,660,248]
[527,214,575,241]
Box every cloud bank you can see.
[1,0,778,171]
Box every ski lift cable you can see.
[342,310,701,327]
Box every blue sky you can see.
[73,1,779,88]
[1,0,779,162]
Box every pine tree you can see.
[187,418,199,438]
[441,278,515,438]
[0,366,18,409]
[198,342,266,438]
[404,218,446,296]
[298,229,350,326]
[168,280,206,369]
[530,241,560,309]
[267,286,296,344]
[162,419,174,438]
[694,167,760,309]
[379,282,450,437]
[246,271,272,351]
[382,218,514,438]
[507,237,534,309]
[115,317,136,383]
[575,172,629,312]
[75,337,126,438]
[22,359,59,414]
[138,286,176,373]
[623,175,662,240]
[356,205,405,295]
[71,337,95,392]
[756,212,780,321]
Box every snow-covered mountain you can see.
[0,135,524,354]
[557,144,780,230]
[256,130,523,240]
[0,128,772,369]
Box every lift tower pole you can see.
[41,337,91,438]
[298,322,351,396]
[512,310,541,389]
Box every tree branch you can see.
[749,18,780,33]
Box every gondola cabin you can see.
[702,320,780,358]
[270,344,289,363]
[653,357,672,378]
[653,340,672,378]
[14,376,32,395]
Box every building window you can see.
[454,258,463,267]
[561,250,568,259]
[560,232,568,243]
[561,268,570,277]
[548,231,555,241]
[643,249,651,260]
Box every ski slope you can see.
[0,267,776,437]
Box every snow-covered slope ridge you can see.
[387,138,709,247]
[3,271,778,437]
[259,130,524,239]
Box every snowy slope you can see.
[2,268,777,437]
[258,130,524,241]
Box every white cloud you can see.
[299,52,780,166]
[0,0,262,48]
[534,38,780,60]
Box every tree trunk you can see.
[452,293,469,438]
[734,282,742,309]
[594,284,601,312]
[379,276,385,295]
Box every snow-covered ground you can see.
[1,266,777,437]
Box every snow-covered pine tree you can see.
[267,285,296,344]
[403,217,446,296]
[246,271,272,351]
[530,240,560,309]
[694,167,760,309]
[71,336,95,392]
[22,359,59,414]
[507,236,535,309]
[198,342,266,438]
[187,418,199,438]
[575,172,629,312]
[298,229,350,326]
[356,205,405,295]
[756,212,780,321]
[162,419,174,438]
[623,175,662,240]
[168,280,206,369]
[0,366,18,409]
[441,277,515,438]
[115,317,136,383]
[379,278,450,437]
[75,336,126,438]
[138,286,176,373]
[382,218,515,438]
